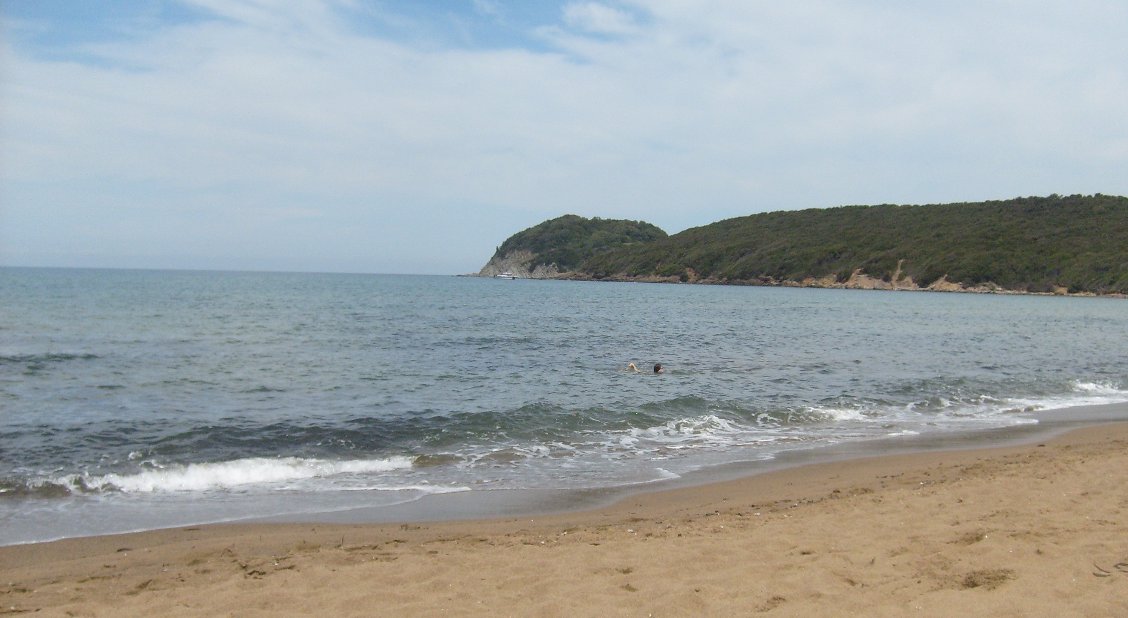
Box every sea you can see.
[2,267,1127,545]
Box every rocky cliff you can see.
[477,250,562,279]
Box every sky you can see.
[1,1,1126,275]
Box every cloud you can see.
[562,2,639,35]
[472,0,502,19]
[2,1,1127,273]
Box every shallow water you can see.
[2,268,1126,544]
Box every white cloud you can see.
[562,2,639,35]
[472,0,502,19]
[2,0,1127,273]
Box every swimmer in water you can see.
[627,362,640,373]
[653,363,664,374]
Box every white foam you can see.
[886,429,920,437]
[809,406,868,422]
[1008,380,1128,412]
[72,456,415,493]
[1072,381,1127,396]
[336,484,470,494]
[631,414,746,443]
[600,414,795,455]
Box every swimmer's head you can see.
[653,363,663,373]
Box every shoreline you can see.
[251,402,1128,529]
[5,410,1128,615]
[506,271,1128,299]
[7,403,1121,548]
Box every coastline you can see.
[542,270,1128,298]
[5,408,1128,616]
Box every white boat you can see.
[495,271,518,279]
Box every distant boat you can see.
[495,271,518,280]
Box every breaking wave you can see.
[4,456,417,497]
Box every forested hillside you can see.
[578,194,1128,294]
[479,215,667,277]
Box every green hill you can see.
[578,194,1128,294]
[478,215,667,278]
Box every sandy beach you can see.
[3,421,1128,617]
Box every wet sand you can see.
[4,421,1128,616]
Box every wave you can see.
[0,479,75,499]
[811,379,1128,425]
[3,456,416,497]
[0,352,99,366]
[622,381,1128,451]
[1009,379,1128,411]
[7,382,1124,499]
[625,414,753,446]
[1072,380,1127,396]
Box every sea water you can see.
[2,267,1127,544]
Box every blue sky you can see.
[2,1,1126,274]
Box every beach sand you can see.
[3,422,1128,617]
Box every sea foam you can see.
[1009,380,1128,412]
[72,456,415,493]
